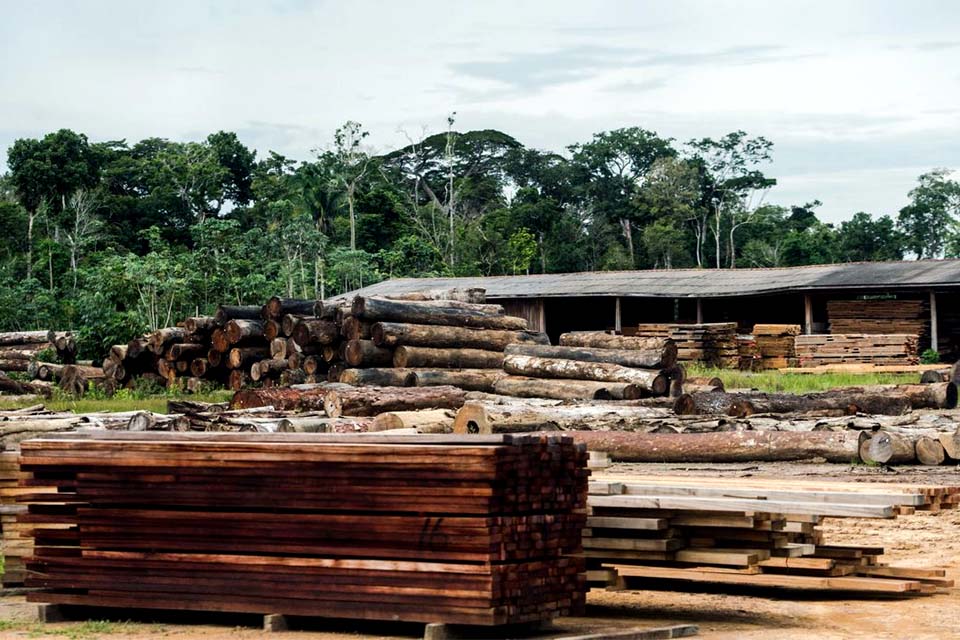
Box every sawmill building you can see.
[339,260,960,360]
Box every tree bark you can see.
[183,316,217,334]
[503,354,670,395]
[225,320,265,345]
[371,408,456,433]
[372,322,548,351]
[491,375,643,401]
[0,371,52,396]
[262,297,316,320]
[251,358,288,382]
[341,316,372,341]
[147,327,187,354]
[229,383,353,411]
[293,319,339,347]
[214,305,261,325]
[281,314,308,337]
[405,369,505,392]
[674,391,914,418]
[338,367,413,387]
[323,385,467,417]
[393,346,503,369]
[863,431,917,465]
[559,332,674,352]
[227,347,270,369]
[167,343,207,361]
[0,331,55,346]
[545,429,864,463]
[353,296,528,330]
[453,401,674,435]
[383,288,486,303]
[504,342,677,370]
[270,338,288,360]
[915,435,946,466]
[344,339,393,367]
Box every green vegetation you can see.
[921,349,941,364]
[0,388,233,413]
[686,364,919,394]
[0,124,958,364]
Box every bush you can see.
[920,348,940,364]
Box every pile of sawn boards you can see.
[19,432,588,626]
[584,474,956,595]
[795,334,920,367]
[827,299,929,346]
[629,324,739,369]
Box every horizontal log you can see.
[214,305,262,325]
[183,316,217,334]
[559,332,675,352]
[454,401,673,435]
[674,391,914,418]
[0,330,55,346]
[371,409,456,433]
[405,369,505,392]
[227,347,270,370]
[344,340,393,368]
[225,320,265,345]
[323,385,468,418]
[393,346,504,369]
[338,368,413,387]
[504,343,677,370]
[293,319,339,347]
[372,322,548,351]
[503,355,669,395]
[354,297,527,330]
[385,287,486,303]
[491,376,644,401]
[263,297,316,321]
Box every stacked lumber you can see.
[633,324,738,369]
[795,334,920,367]
[827,299,928,347]
[20,432,588,626]
[752,324,800,370]
[496,334,679,401]
[586,475,956,596]
[736,334,762,371]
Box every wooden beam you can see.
[695,299,703,324]
[615,297,622,333]
[930,291,938,353]
[804,294,813,335]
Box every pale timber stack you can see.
[0,330,80,397]
[752,324,800,370]
[20,432,588,626]
[630,324,739,369]
[827,299,929,349]
[795,334,920,367]
[585,475,957,595]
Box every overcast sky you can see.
[2,0,959,222]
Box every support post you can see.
[804,294,813,335]
[538,299,546,334]
[696,299,703,324]
[614,297,622,333]
[930,291,939,353]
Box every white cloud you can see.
[1,0,958,222]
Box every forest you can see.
[1,122,959,360]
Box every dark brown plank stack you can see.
[827,299,929,347]
[795,334,920,367]
[752,324,800,370]
[20,432,587,626]
[633,324,739,369]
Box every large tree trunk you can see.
[502,354,670,395]
[250,358,288,382]
[491,375,643,401]
[371,408,456,433]
[344,339,393,367]
[0,331,54,346]
[262,297,316,320]
[167,343,207,361]
[453,401,673,435]
[281,314,308,337]
[323,385,467,417]
[353,296,528,330]
[839,383,958,410]
[372,322,548,351]
[338,368,414,387]
[341,316,372,341]
[915,435,946,466]
[405,369,505,392]
[0,371,52,397]
[59,364,105,396]
[147,327,187,354]
[230,383,353,411]
[559,333,674,352]
[546,430,864,463]
[293,319,339,347]
[226,347,270,370]
[504,343,677,370]
[225,320,264,345]
[860,431,917,465]
[674,391,914,417]
[214,305,262,325]
[393,346,504,369]
[183,316,217,334]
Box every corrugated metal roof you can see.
[332,260,960,300]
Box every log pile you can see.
[19,432,588,626]
[586,475,956,595]
[0,331,77,376]
[497,334,678,401]
[752,324,800,370]
[795,334,920,367]
[632,324,739,368]
[827,299,929,347]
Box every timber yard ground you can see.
[0,461,958,640]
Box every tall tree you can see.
[568,128,675,266]
[838,212,904,262]
[327,121,371,251]
[687,131,775,268]
[897,169,960,259]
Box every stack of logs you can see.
[0,331,101,397]
[496,332,679,402]
[753,324,800,370]
[795,334,920,367]
[629,324,739,369]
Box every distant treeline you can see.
[1,122,958,358]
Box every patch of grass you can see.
[686,364,920,394]
[0,389,233,414]
[28,620,142,640]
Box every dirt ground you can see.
[2,461,958,640]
